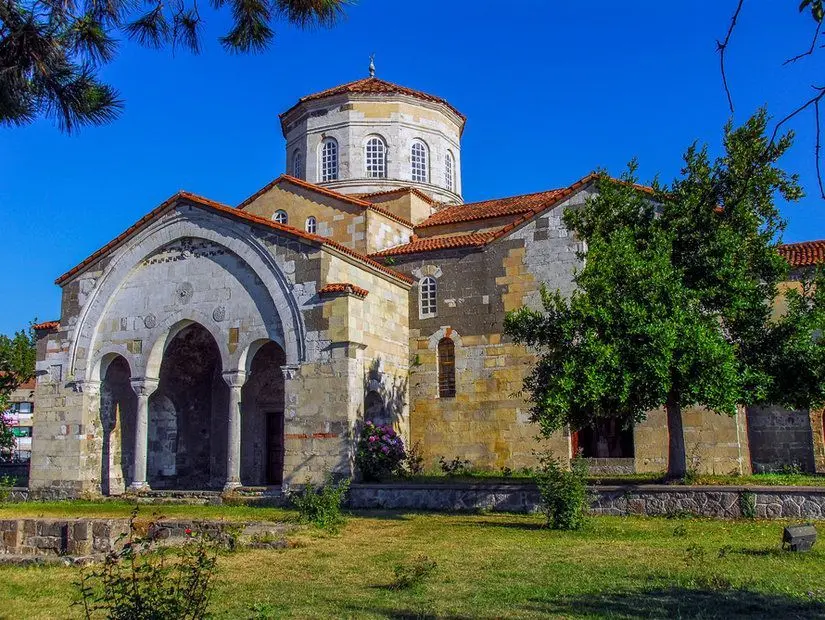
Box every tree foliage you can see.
[0,323,36,452]
[505,111,825,478]
[0,0,348,131]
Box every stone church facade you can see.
[29,74,825,498]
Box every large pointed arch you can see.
[68,207,307,382]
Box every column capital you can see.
[280,365,300,381]
[73,379,101,395]
[130,377,159,397]
[222,370,247,389]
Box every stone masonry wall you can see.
[747,405,824,473]
[347,482,825,519]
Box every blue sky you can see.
[1,1,824,335]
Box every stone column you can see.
[222,370,247,491]
[128,378,159,492]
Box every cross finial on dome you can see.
[368,54,375,77]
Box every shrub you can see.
[534,453,590,530]
[355,421,406,481]
[390,555,438,590]
[739,491,757,519]
[289,474,350,530]
[438,456,471,476]
[404,441,425,477]
[74,508,225,619]
[0,475,15,503]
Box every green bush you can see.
[534,453,590,530]
[355,421,406,481]
[0,475,15,503]
[289,474,350,530]
[74,508,226,619]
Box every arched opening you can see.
[149,323,226,490]
[241,341,286,485]
[365,390,388,426]
[99,355,136,495]
[572,418,634,459]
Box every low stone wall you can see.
[0,517,291,560]
[347,482,825,519]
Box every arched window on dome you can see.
[438,337,456,398]
[292,149,303,178]
[320,138,338,182]
[273,210,288,225]
[419,276,437,318]
[445,150,455,192]
[305,216,317,234]
[365,136,387,178]
[411,140,429,183]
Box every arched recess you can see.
[68,209,307,382]
[148,322,225,490]
[240,340,286,486]
[99,354,136,495]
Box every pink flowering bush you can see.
[355,420,406,481]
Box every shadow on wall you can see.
[363,358,408,431]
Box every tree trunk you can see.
[665,391,688,479]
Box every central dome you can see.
[279,75,465,204]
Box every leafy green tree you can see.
[505,112,824,478]
[1,0,348,131]
[0,323,37,452]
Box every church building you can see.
[28,69,825,498]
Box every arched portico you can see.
[67,208,313,494]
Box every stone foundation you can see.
[346,482,825,519]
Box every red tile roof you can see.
[370,233,495,257]
[32,321,59,331]
[418,188,568,228]
[372,174,601,257]
[238,175,414,228]
[355,186,439,206]
[280,76,465,123]
[318,283,369,298]
[56,191,412,286]
[778,240,825,267]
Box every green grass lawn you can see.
[0,503,824,618]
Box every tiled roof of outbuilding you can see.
[778,240,825,267]
[280,76,465,122]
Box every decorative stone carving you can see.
[212,306,226,322]
[175,282,194,305]
[143,314,157,329]
[221,370,248,389]
[130,378,160,397]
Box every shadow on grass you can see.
[456,519,547,531]
[532,587,825,619]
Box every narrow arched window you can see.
[411,140,429,183]
[420,276,437,318]
[445,150,454,192]
[292,149,303,178]
[365,136,386,178]
[273,210,288,225]
[305,216,317,234]
[438,337,456,398]
[320,138,338,182]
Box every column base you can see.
[127,482,151,493]
[223,481,242,492]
